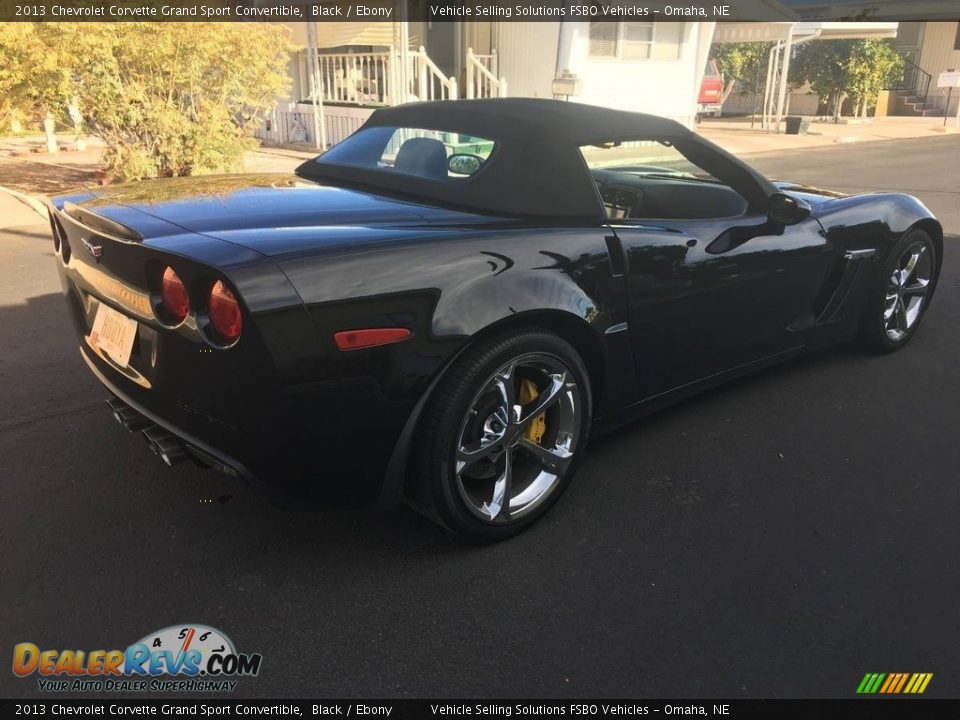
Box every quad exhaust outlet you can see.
[107,398,153,433]
[142,426,189,466]
[106,397,235,473]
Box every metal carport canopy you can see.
[712,21,899,131]
[713,21,899,43]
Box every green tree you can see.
[0,22,294,180]
[709,42,772,105]
[792,41,852,121]
[0,23,73,134]
[792,39,903,121]
[847,39,904,116]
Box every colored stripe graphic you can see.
[879,674,895,693]
[857,673,932,694]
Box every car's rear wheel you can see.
[859,229,938,353]
[409,329,591,540]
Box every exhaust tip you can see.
[143,427,188,466]
[107,398,152,432]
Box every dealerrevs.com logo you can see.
[12,625,262,693]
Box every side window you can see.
[579,139,749,221]
[319,127,495,181]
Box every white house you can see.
[889,22,960,117]
[260,14,731,149]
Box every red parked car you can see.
[698,59,724,119]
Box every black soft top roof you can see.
[365,98,692,141]
[295,99,773,219]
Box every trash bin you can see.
[785,116,810,135]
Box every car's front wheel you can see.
[409,329,591,539]
[859,229,939,353]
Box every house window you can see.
[587,22,683,61]
[589,22,653,59]
[954,21,960,50]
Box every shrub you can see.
[1,22,294,181]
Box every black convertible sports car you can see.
[50,99,942,538]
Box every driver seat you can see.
[394,138,448,180]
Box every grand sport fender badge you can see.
[81,236,103,260]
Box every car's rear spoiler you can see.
[62,201,143,242]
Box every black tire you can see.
[858,229,939,354]
[408,328,592,540]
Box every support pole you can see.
[774,31,794,133]
[398,1,410,103]
[762,42,777,131]
[466,47,475,99]
[306,21,326,151]
[419,46,428,100]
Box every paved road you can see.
[2,137,959,699]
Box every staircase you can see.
[891,90,946,117]
[887,51,945,117]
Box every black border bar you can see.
[1,0,959,23]
[2,700,960,720]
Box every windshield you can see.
[317,127,496,182]
[580,139,721,182]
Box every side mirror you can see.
[768,192,811,226]
[448,153,482,176]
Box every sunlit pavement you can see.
[1,136,958,699]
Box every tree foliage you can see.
[846,39,905,112]
[0,22,294,181]
[792,39,904,119]
[709,42,772,102]
[0,23,73,128]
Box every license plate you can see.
[91,303,138,368]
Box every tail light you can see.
[160,266,190,324]
[207,280,242,344]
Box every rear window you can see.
[317,127,496,181]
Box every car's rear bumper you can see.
[82,347,259,485]
[75,332,416,508]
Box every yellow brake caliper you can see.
[518,379,546,445]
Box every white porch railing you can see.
[317,51,393,105]
[471,50,499,78]
[411,46,458,101]
[261,46,508,149]
[466,48,507,99]
[259,105,320,146]
[312,48,459,106]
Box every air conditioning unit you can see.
[937,70,960,88]
[552,72,582,99]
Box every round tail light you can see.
[160,266,190,324]
[208,280,242,344]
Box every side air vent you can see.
[816,249,877,324]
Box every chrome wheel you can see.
[884,241,932,342]
[455,353,581,524]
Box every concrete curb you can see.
[0,185,49,220]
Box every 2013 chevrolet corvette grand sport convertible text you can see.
[50,99,943,539]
